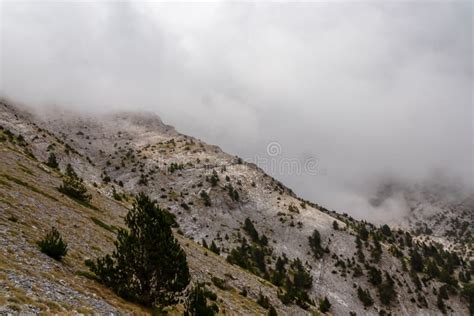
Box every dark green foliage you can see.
[279,258,313,309]
[308,229,324,259]
[410,249,424,272]
[227,239,251,270]
[37,227,68,261]
[112,187,122,201]
[257,291,270,309]
[319,296,331,313]
[208,171,219,187]
[46,152,59,169]
[210,241,220,255]
[404,232,413,247]
[138,174,147,185]
[353,265,363,277]
[86,193,190,306]
[200,191,211,206]
[368,266,382,286]
[268,306,278,316]
[355,236,362,249]
[58,164,91,202]
[332,220,339,230]
[90,216,116,233]
[378,272,396,306]
[271,256,287,286]
[370,238,382,263]
[211,276,227,290]
[168,162,184,173]
[358,225,369,241]
[357,287,373,307]
[226,238,269,277]
[426,259,440,279]
[380,224,391,237]
[185,284,219,316]
[437,287,447,314]
[226,184,240,201]
[460,283,474,315]
[439,267,458,287]
[437,295,446,313]
[244,218,259,243]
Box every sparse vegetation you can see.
[37,227,68,261]
[308,229,324,259]
[46,152,59,169]
[185,284,219,316]
[319,296,331,313]
[200,190,211,206]
[58,164,91,202]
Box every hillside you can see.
[0,101,472,315]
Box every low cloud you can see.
[1,1,472,220]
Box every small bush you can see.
[185,283,219,316]
[200,191,211,206]
[37,227,68,261]
[58,164,91,202]
[211,276,227,290]
[357,286,374,307]
[257,291,270,309]
[308,229,324,259]
[46,152,59,169]
[319,296,331,313]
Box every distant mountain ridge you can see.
[0,101,472,315]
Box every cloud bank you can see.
[1,1,472,221]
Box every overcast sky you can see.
[1,1,472,221]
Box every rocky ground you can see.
[0,101,472,315]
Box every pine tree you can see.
[368,266,382,285]
[185,284,219,316]
[319,296,331,313]
[410,249,424,272]
[371,238,382,263]
[46,152,59,169]
[210,240,220,255]
[357,286,374,307]
[358,225,369,241]
[308,229,324,259]
[378,272,396,305]
[460,283,474,315]
[243,218,259,243]
[381,224,392,236]
[58,163,91,202]
[87,193,190,306]
[200,190,211,206]
[37,227,68,261]
[268,306,278,316]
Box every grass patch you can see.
[90,217,116,233]
[1,174,58,202]
[0,178,12,188]
[75,270,99,281]
[62,193,100,212]
[0,197,15,208]
[7,215,18,222]
[16,163,35,176]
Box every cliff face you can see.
[0,102,471,315]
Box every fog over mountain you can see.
[1,1,472,221]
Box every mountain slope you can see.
[0,101,472,315]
